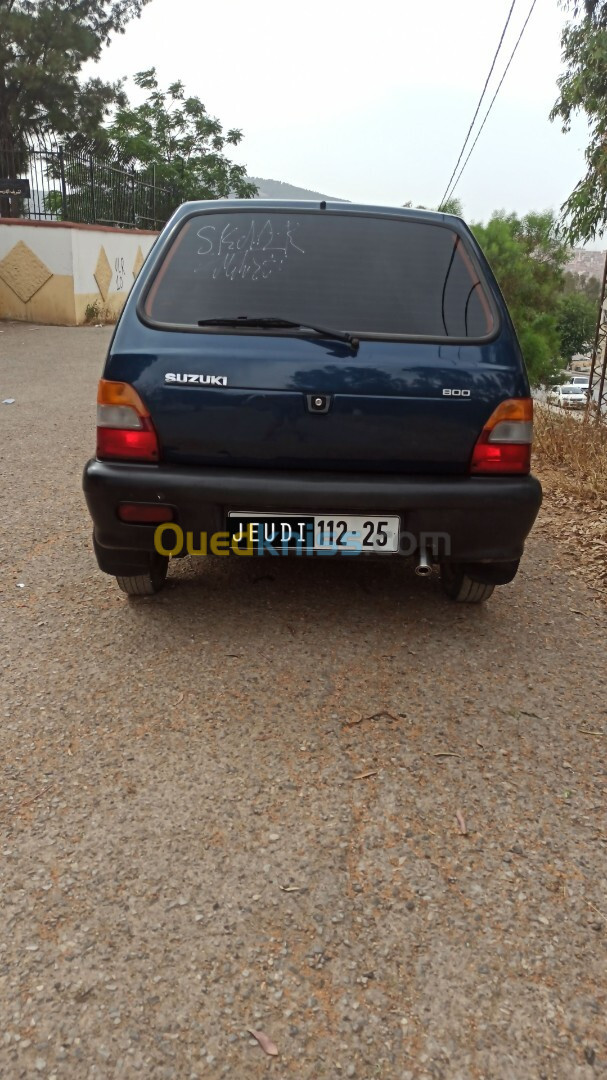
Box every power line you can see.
[438,0,517,209]
[443,0,539,206]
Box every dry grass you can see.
[533,405,607,592]
[534,406,607,499]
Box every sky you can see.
[90,0,592,235]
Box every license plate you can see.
[227,513,400,552]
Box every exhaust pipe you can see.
[415,547,432,577]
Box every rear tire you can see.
[440,564,495,604]
[116,554,169,596]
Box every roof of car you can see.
[173,198,464,227]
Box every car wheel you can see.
[440,563,495,603]
[116,554,169,596]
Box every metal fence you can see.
[0,137,177,230]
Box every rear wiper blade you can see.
[197,316,359,352]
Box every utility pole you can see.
[585,251,607,424]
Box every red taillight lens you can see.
[97,422,159,462]
[118,503,174,523]
[470,441,531,474]
[470,399,533,476]
[96,380,159,462]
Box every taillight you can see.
[470,398,533,475]
[96,380,159,462]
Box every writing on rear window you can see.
[196,218,305,282]
[144,211,496,339]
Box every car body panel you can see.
[104,330,529,473]
[104,200,529,475]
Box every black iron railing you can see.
[0,137,177,230]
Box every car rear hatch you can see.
[106,204,529,476]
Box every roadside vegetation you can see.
[471,211,573,387]
[406,202,600,387]
[1,1,256,204]
[534,408,607,589]
[535,408,607,497]
[552,0,607,244]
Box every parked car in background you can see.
[566,374,591,389]
[547,384,588,409]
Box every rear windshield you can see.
[143,210,496,339]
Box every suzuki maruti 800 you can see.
[83,200,542,602]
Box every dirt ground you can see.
[1,323,606,1080]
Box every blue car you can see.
[83,200,542,602]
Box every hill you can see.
[248,177,346,202]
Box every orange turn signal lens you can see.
[481,397,533,430]
[97,379,150,417]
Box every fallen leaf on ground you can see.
[247,1028,279,1056]
[456,809,468,835]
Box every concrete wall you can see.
[0,220,157,325]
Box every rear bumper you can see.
[83,459,543,571]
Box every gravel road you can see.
[1,323,606,1080]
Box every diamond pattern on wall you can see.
[132,245,144,279]
[0,241,53,303]
[94,246,112,301]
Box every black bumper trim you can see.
[83,459,542,567]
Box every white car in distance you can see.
[547,384,588,409]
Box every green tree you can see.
[0,0,150,150]
[402,197,463,215]
[556,291,597,359]
[107,69,256,200]
[562,270,602,301]
[437,196,463,215]
[471,211,571,385]
[551,0,607,241]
